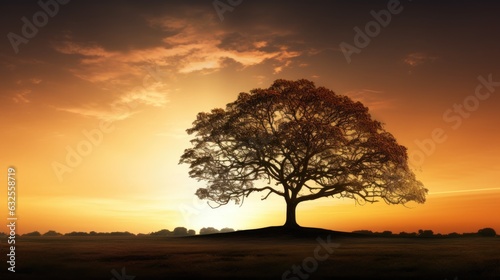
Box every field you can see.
[2,227,499,279]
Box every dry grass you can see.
[2,233,499,279]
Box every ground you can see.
[2,227,499,279]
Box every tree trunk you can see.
[284,201,299,228]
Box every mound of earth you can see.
[186,226,365,240]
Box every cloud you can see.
[342,89,392,111]
[52,13,305,83]
[12,90,31,104]
[49,10,308,121]
[57,75,171,122]
[156,19,301,74]
[57,106,137,122]
[53,41,115,58]
[117,83,170,108]
[9,78,42,104]
[428,187,500,196]
[403,52,438,67]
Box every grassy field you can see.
[2,228,499,279]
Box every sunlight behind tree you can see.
[180,79,427,228]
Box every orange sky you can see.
[1,1,499,235]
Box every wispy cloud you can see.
[30,78,42,84]
[428,187,500,196]
[56,106,137,122]
[12,89,31,104]
[49,11,307,121]
[117,83,170,108]
[403,52,438,67]
[52,14,305,83]
[343,89,392,110]
[57,79,170,121]
[53,41,115,58]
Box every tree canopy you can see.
[180,79,427,227]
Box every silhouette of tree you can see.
[43,230,62,236]
[462,232,477,237]
[381,230,393,237]
[220,227,235,233]
[23,231,41,237]
[180,79,427,228]
[200,227,219,235]
[150,229,172,236]
[65,231,89,236]
[418,229,434,237]
[477,227,496,237]
[108,231,135,236]
[399,231,417,237]
[352,230,373,235]
[173,227,188,236]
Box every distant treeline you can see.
[0,227,236,237]
[352,227,497,238]
[2,227,497,238]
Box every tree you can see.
[173,227,188,236]
[200,227,219,235]
[180,79,427,228]
[477,227,496,237]
[381,230,393,237]
[447,232,460,238]
[418,229,434,237]
[23,231,41,237]
[43,230,62,237]
[150,229,172,236]
[352,230,373,236]
[65,231,89,236]
[399,231,417,237]
[220,227,235,233]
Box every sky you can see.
[1,0,499,235]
